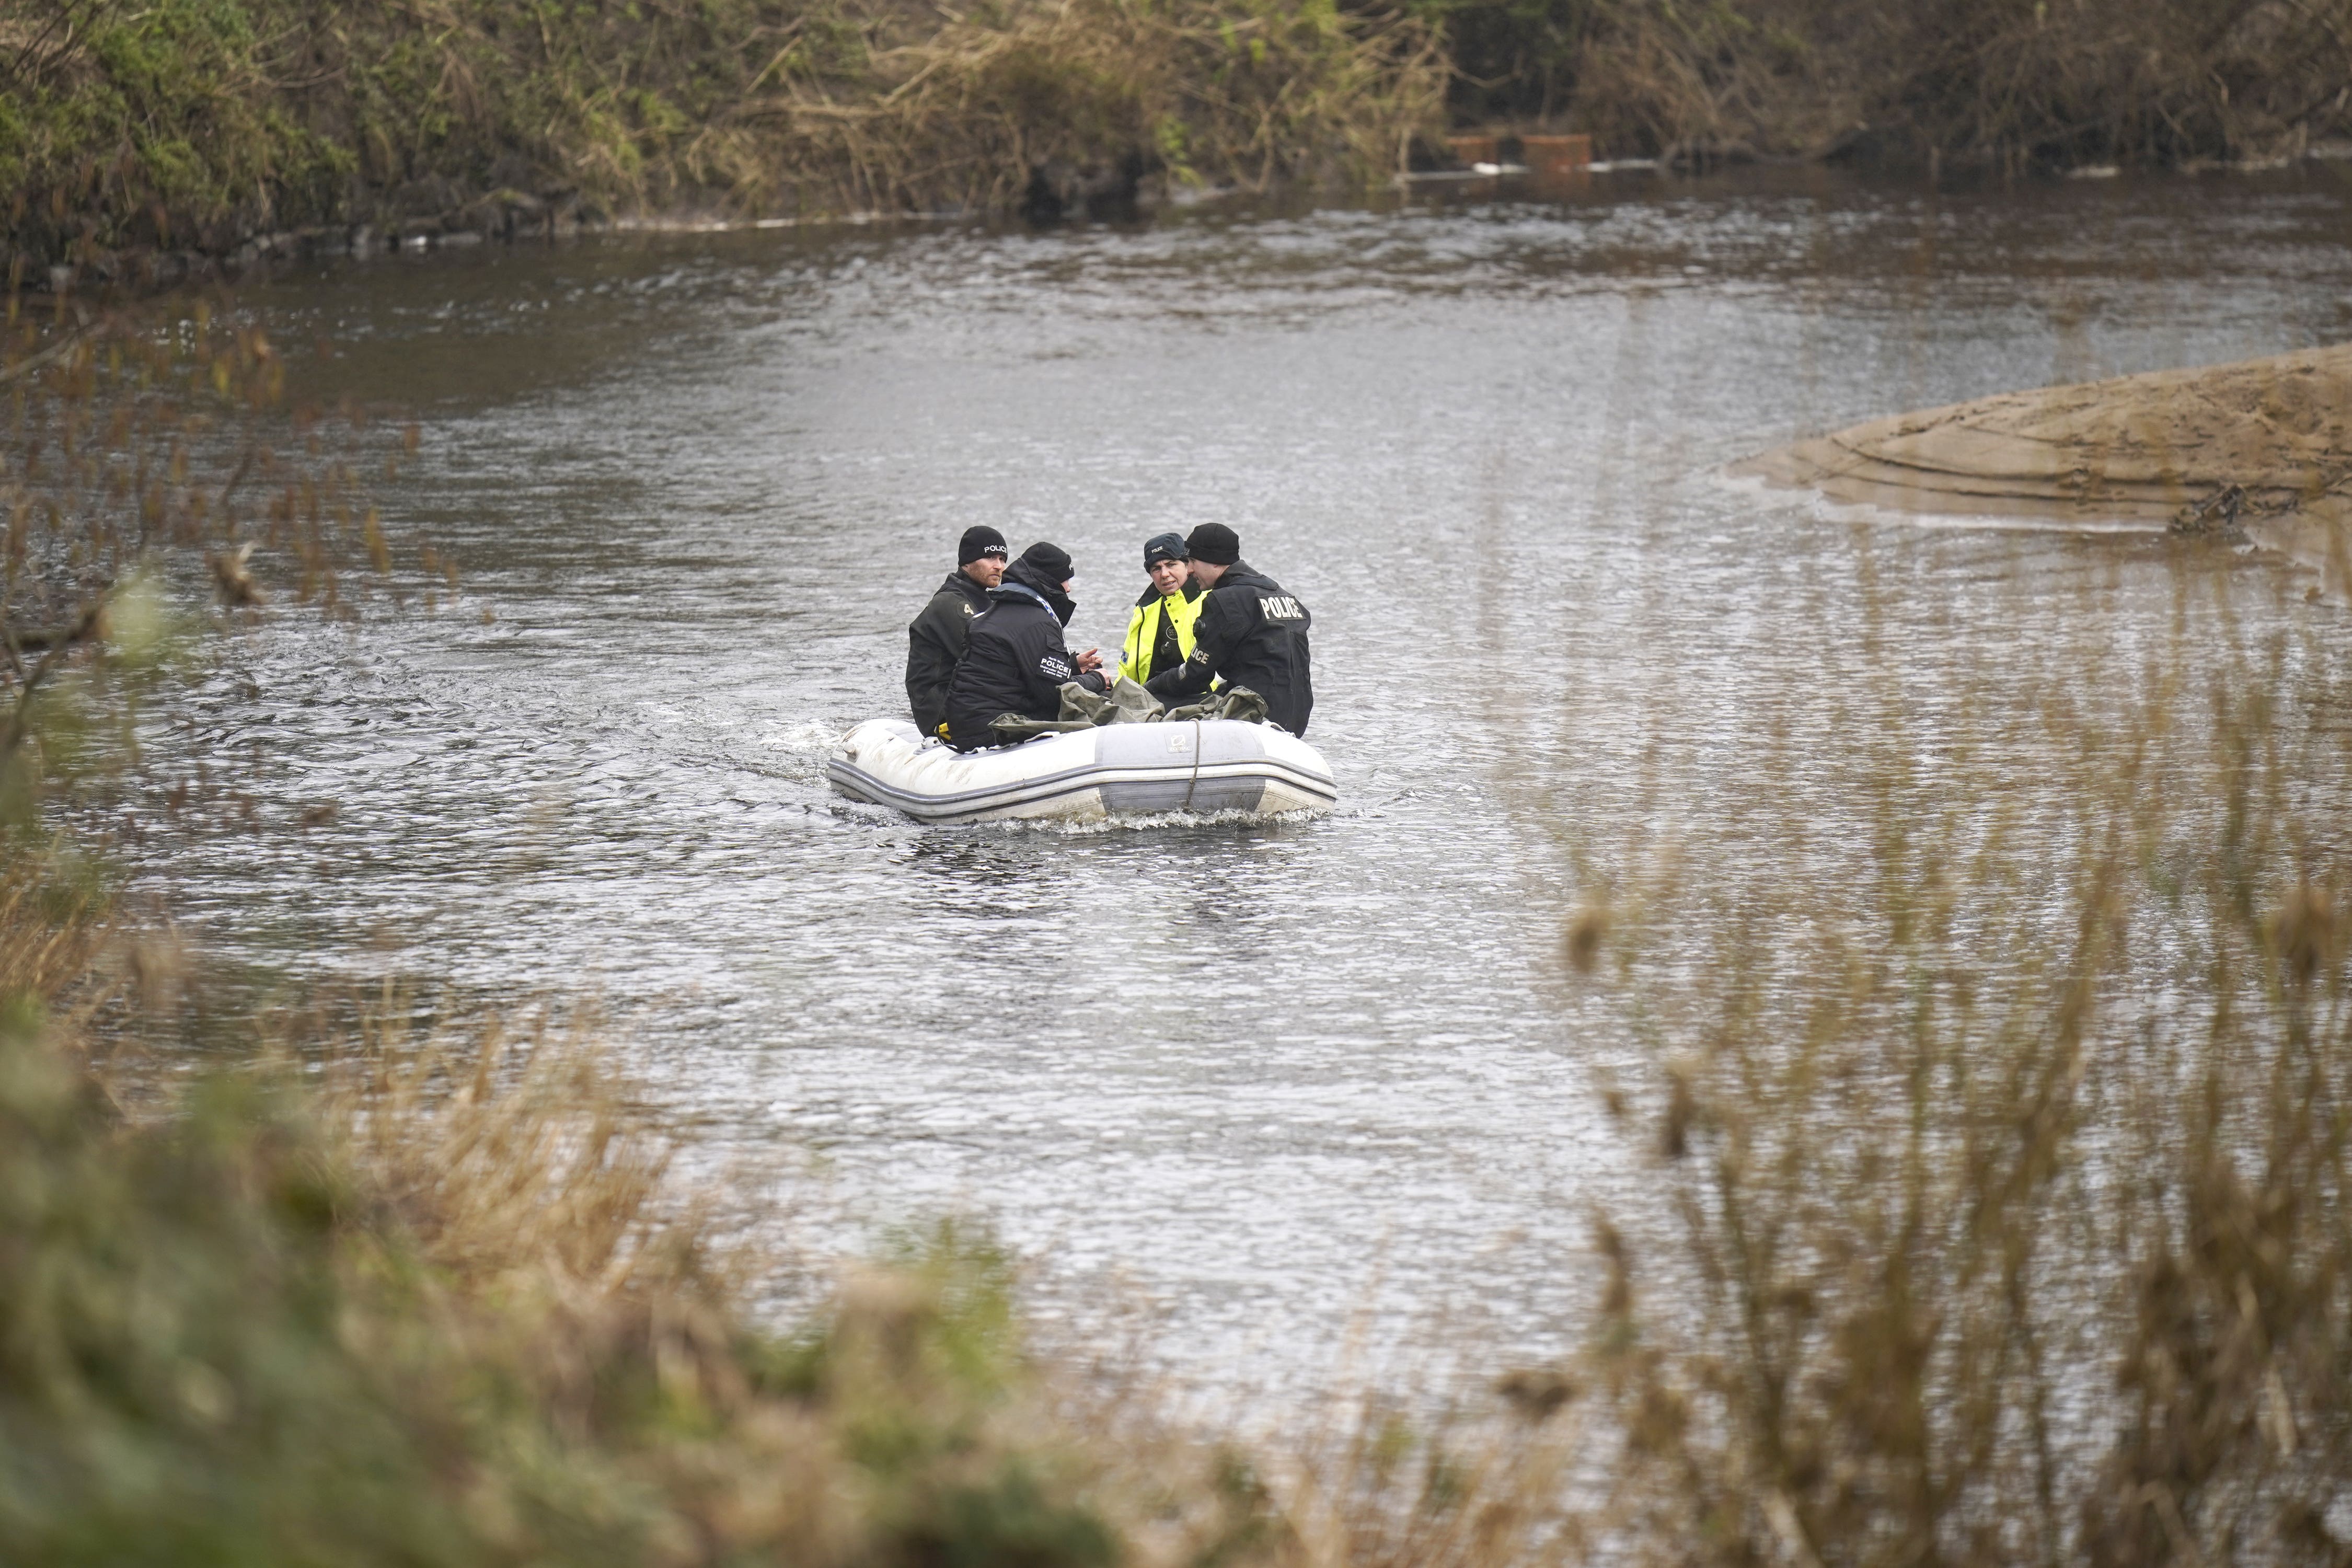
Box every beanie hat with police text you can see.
[1185,523,1240,566]
[1019,541,1075,583]
[959,526,1009,565]
[1143,532,1189,568]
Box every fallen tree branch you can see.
[2,594,112,760]
[0,325,96,386]
[2,619,103,652]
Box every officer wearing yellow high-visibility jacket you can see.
[1117,533,1203,685]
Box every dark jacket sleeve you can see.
[905,597,965,735]
[1020,630,1105,716]
[1146,587,1244,704]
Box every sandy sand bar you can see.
[1734,343,2352,586]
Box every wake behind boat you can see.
[827,718,1338,824]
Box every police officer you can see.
[1117,533,1202,686]
[1143,523,1313,736]
[943,541,1108,751]
[905,526,1008,739]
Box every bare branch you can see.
[0,591,112,762]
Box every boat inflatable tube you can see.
[827,719,1339,824]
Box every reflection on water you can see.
[130,164,2352,1396]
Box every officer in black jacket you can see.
[1144,523,1313,736]
[905,526,1009,739]
[943,542,1109,751]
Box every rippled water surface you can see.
[140,166,2352,1391]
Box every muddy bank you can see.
[1735,343,2352,590]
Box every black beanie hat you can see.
[1019,541,1075,584]
[1186,523,1240,566]
[959,525,1009,565]
[1143,532,1189,569]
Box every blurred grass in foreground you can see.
[0,887,1288,1565]
[1542,550,2352,1564]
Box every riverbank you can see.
[1439,0,2352,171]
[1734,341,2352,594]
[14,0,2352,285]
[3,0,1443,287]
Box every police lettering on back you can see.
[907,521,1313,748]
[1142,524,1312,738]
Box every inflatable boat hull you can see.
[827,719,1339,824]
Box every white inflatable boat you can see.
[827,718,1339,824]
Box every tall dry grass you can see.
[3,0,1444,274]
[14,0,2349,277]
[1500,550,2352,1564]
[1437,0,2352,167]
[758,0,1444,213]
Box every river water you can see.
[139,165,2352,1397]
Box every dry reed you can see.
[14,0,2352,280]
[1500,546,2352,1564]
[3,0,1444,275]
[1441,0,2352,168]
